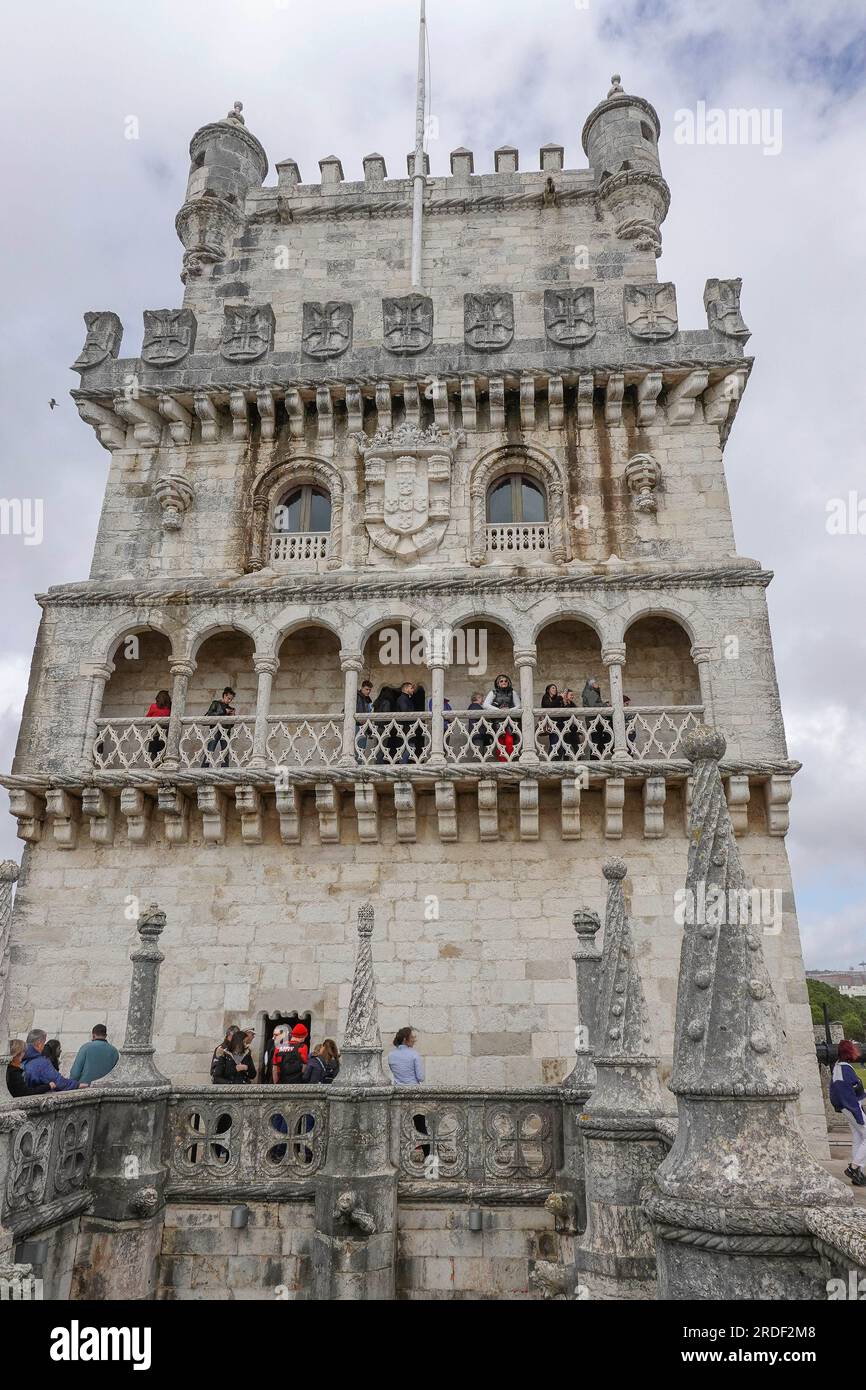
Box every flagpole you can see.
[410,0,427,288]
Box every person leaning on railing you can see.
[202,686,236,767]
[355,678,374,761]
[483,674,521,761]
[145,690,171,762]
[581,677,613,759]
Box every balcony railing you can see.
[266,715,343,768]
[354,712,432,766]
[443,710,522,764]
[93,718,170,770]
[91,707,705,772]
[535,707,615,762]
[178,717,255,768]
[269,531,329,564]
[486,523,550,556]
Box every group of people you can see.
[5,1025,119,1097]
[208,1023,425,1089]
[210,1023,341,1086]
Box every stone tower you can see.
[1,81,824,1150]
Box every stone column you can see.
[0,860,19,1060]
[340,654,363,764]
[250,655,279,768]
[574,860,667,1299]
[73,903,171,1300]
[562,907,602,1095]
[646,728,846,1301]
[161,659,196,771]
[101,904,169,1089]
[428,659,446,768]
[314,904,397,1300]
[690,643,715,725]
[247,496,270,571]
[602,644,628,759]
[81,661,115,764]
[514,645,538,763]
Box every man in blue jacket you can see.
[22,1029,84,1091]
[69,1024,119,1084]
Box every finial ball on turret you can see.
[603,858,627,882]
[682,726,727,764]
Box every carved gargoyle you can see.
[334,1189,377,1238]
[529,1260,569,1300]
[544,1190,578,1236]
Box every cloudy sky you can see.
[1,0,864,966]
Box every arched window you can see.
[270,485,332,563]
[274,485,331,534]
[486,474,548,525]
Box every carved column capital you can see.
[169,660,196,679]
[513,645,538,669]
[690,643,714,665]
[340,653,364,674]
[602,645,627,668]
[253,655,280,677]
[82,661,115,682]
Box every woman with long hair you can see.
[830,1038,866,1186]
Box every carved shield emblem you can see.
[356,423,462,562]
[303,301,353,359]
[624,283,678,341]
[464,292,514,351]
[704,278,750,340]
[383,294,433,354]
[220,304,275,362]
[71,311,123,371]
[544,288,596,347]
[141,309,197,365]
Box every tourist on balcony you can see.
[272,1023,309,1084]
[145,689,171,761]
[5,1039,52,1097]
[372,683,400,762]
[830,1039,866,1186]
[69,1023,119,1085]
[623,694,638,755]
[561,689,583,758]
[397,681,418,764]
[22,1029,85,1090]
[483,674,521,761]
[388,1027,425,1085]
[355,679,374,761]
[211,1025,256,1084]
[540,683,565,759]
[303,1039,340,1085]
[202,686,236,767]
[468,691,491,758]
[581,677,612,759]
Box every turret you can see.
[175,101,268,283]
[581,75,670,256]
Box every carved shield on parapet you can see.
[142,309,197,365]
[383,294,433,354]
[355,422,463,561]
[302,301,353,359]
[220,304,275,362]
[704,278,750,340]
[72,311,123,370]
[464,292,514,351]
[544,287,596,347]
[624,283,678,341]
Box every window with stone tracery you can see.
[486,474,548,525]
[273,484,331,534]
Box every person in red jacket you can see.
[272,1024,309,1084]
[145,689,171,761]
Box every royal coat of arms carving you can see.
[383,294,433,354]
[544,288,596,347]
[703,278,751,341]
[353,423,464,561]
[220,304,275,362]
[141,309,197,365]
[302,301,353,359]
[623,283,678,341]
[71,311,123,370]
[464,292,514,351]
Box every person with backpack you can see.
[272,1023,309,1085]
[830,1039,866,1186]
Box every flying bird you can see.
[48,399,57,410]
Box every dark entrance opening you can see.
[259,1010,313,1083]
